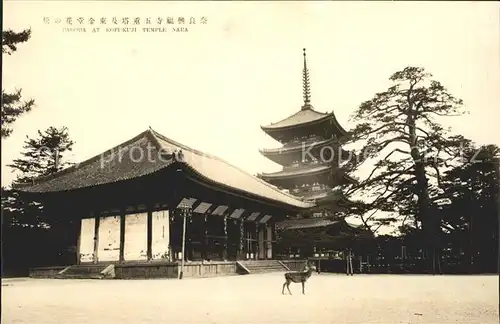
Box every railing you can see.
[285,159,327,169]
[290,185,331,195]
[261,136,330,154]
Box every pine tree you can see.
[3,126,74,226]
[2,127,76,274]
[2,28,35,139]
[345,66,468,273]
[8,126,75,184]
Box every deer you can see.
[282,261,316,295]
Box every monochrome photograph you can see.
[2,1,499,323]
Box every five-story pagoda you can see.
[258,49,354,215]
[258,49,367,261]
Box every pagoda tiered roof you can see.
[259,164,356,187]
[261,106,347,137]
[14,128,313,209]
[259,137,334,154]
[259,136,351,167]
[259,164,331,180]
[257,49,357,197]
[260,49,349,143]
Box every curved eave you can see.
[259,166,331,181]
[12,160,177,195]
[13,128,314,210]
[279,218,371,237]
[16,161,313,210]
[13,140,174,194]
[12,130,167,193]
[178,162,313,210]
[261,112,348,138]
[301,191,331,202]
[260,144,350,162]
[259,138,337,155]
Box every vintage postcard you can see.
[2,1,499,323]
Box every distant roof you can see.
[259,164,331,179]
[301,190,332,201]
[277,217,365,231]
[14,129,314,209]
[279,217,338,230]
[260,106,348,136]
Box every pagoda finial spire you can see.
[302,48,312,110]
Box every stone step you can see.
[64,269,105,275]
[239,260,281,264]
[243,266,285,271]
[242,262,281,265]
[57,264,112,279]
[55,274,104,279]
[64,265,106,272]
[239,260,287,274]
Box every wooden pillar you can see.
[239,219,245,259]
[119,211,125,263]
[350,250,354,275]
[234,218,241,260]
[226,217,238,260]
[76,218,82,265]
[222,216,228,260]
[202,215,208,260]
[185,214,192,261]
[93,212,100,264]
[265,223,273,260]
[263,224,267,260]
[346,249,354,276]
[169,209,178,259]
[255,222,259,260]
[272,223,277,259]
[345,250,349,275]
[147,210,153,261]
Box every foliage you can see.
[344,67,468,231]
[2,89,36,139]
[2,126,76,275]
[2,28,31,55]
[1,28,35,139]
[341,66,475,273]
[435,144,499,271]
[7,126,75,184]
[3,127,74,227]
[1,186,45,227]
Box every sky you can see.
[3,1,500,194]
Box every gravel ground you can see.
[2,274,498,324]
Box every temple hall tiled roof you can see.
[149,130,313,208]
[12,131,172,193]
[14,129,314,209]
